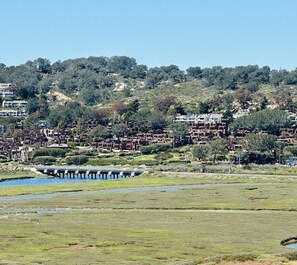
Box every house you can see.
[175,114,199,123]
[38,120,47,129]
[0,91,16,99]
[2,100,28,108]
[197,114,210,123]
[175,113,223,124]
[0,110,27,117]
[209,114,223,123]
[0,83,18,90]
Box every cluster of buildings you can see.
[0,83,28,118]
[1,83,297,163]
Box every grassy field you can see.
[1,172,297,264]
[0,163,44,181]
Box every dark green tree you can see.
[168,123,188,146]
[192,145,209,160]
[209,139,228,163]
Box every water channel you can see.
[0,177,269,202]
[0,177,99,187]
[284,243,297,249]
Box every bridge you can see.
[33,166,145,180]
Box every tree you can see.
[242,133,276,153]
[231,109,292,135]
[112,100,127,123]
[126,99,139,113]
[88,125,111,139]
[235,88,252,109]
[95,107,111,125]
[260,96,268,110]
[145,67,166,88]
[148,112,168,131]
[108,56,137,76]
[276,90,296,111]
[192,145,209,160]
[198,101,210,114]
[34,58,52,74]
[209,139,228,163]
[168,123,188,146]
[186,66,202,79]
[128,64,147,79]
[23,114,39,131]
[153,96,176,113]
[241,133,277,164]
[112,123,129,137]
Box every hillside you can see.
[0,56,297,166]
[1,56,297,109]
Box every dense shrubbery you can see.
[65,155,89,165]
[33,156,56,165]
[34,148,68,158]
[231,109,292,134]
[140,143,172,155]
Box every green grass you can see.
[0,167,41,181]
[0,171,292,198]
[1,172,297,264]
[0,209,295,264]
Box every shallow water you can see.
[286,243,297,249]
[0,183,266,202]
[0,209,64,214]
[0,177,100,187]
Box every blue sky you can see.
[2,0,297,70]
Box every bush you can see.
[281,251,297,260]
[33,156,56,165]
[34,148,68,158]
[65,155,89,165]
[203,253,257,263]
[140,143,172,155]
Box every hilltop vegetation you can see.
[1,56,297,109]
[0,56,297,128]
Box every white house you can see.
[0,91,16,99]
[175,113,223,124]
[0,110,27,117]
[2,100,27,108]
[0,83,18,90]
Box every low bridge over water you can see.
[34,166,144,180]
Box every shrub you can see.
[34,148,68,158]
[281,251,297,260]
[140,143,172,155]
[33,156,56,165]
[65,155,89,165]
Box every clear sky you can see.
[2,0,297,70]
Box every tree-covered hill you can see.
[1,56,297,129]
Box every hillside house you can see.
[175,113,223,124]
[0,83,18,90]
[0,91,16,99]
[0,110,27,117]
[175,114,199,123]
[2,100,27,108]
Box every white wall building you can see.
[0,83,18,90]
[2,100,27,108]
[0,91,16,99]
[175,113,223,124]
[0,110,27,117]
